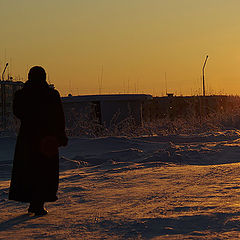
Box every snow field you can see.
[0,130,240,239]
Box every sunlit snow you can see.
[0,130,240,239]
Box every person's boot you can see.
[28,208,48,216]
[28,201,48,216]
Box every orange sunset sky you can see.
[1,0,240,96]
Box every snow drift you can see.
[0,130,240,239]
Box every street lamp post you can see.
[202,55,208,96]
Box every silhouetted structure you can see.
[0,80,24,129]
[142,95,239,121]
[62,94,152,128]
[9,66,68,216]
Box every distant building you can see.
[167,93,174,98]
[142,95,239,122]
[0,80,24,130]
[62,94,153,129]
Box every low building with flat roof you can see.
[62,94,153,129]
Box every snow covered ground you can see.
[0,130,240,239]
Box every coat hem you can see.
[8,196,58,203]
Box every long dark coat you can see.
[9,80,67,202]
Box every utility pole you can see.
[202,55,208,96]
[1,63,8,130]
[2,63,8,81]
[98,65,103,95]
[165,72,167,95]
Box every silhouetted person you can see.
[9,66,68,216]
